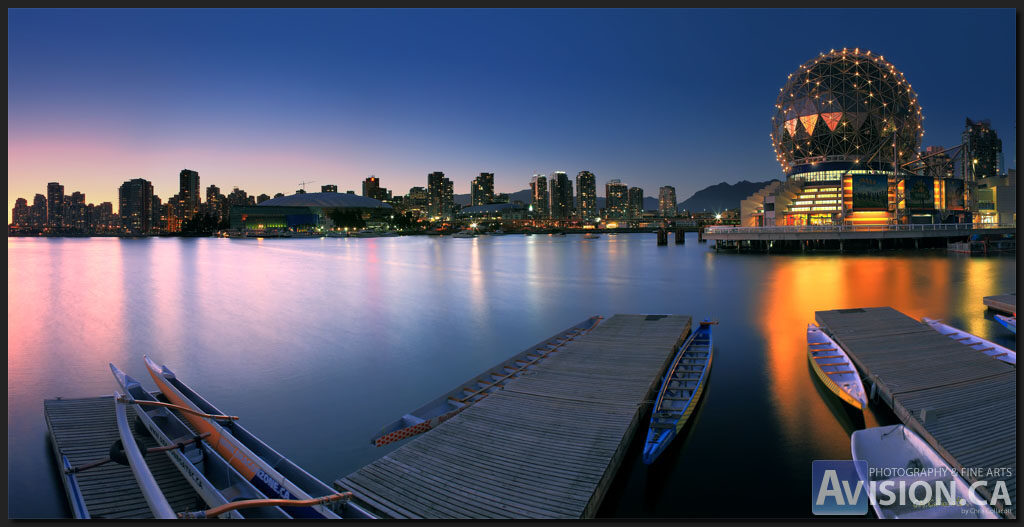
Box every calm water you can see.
[7,234,1017,519]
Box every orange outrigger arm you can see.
[178,492,354,519]
[115,394,239,421]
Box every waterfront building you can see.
[427,172,454,219]
[93,202,116,233]
[493,192,511,204]
[230,192,392,231]
[322,184,338,193]
[576,171,597,221]
[746,48,945,227]
[68,191,87,232]
[405,186,428,217]
[471,173,495,206]
[179,169,201,221]
[119,178,154,235]
[605,179,628,219]
[658,186,677,217]
[530,174,549,219]
[975,169,1016,224]
[549,171,573,220]
[628,187,644,219]
[46,182,65,230]
[11,198,29,228]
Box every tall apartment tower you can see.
[46,182,65,229]
[119,178,155,235]
[575,171,597,221]
[962,118,1003,182]
[605,179,628,219]
[427,171,453,218]
[658,186,677,217]
[530,174,549,219]
[179,169,200,220]
[471,173,495,206]
[628,187,644,219]
[548,171,573,220]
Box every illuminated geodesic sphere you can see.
[771,49,923,175]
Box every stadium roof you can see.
[258,192,392,209]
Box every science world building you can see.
[744,48,969,227]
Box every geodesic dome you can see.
[771,48,923,175]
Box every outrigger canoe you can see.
[113,389,175,519]
[921,318,1016,365]
[371,315,603,447]
[994,314,1016,334]
[142,356,374,519]
[807,323,866,410]
[641,320,714,465]
[111,363,293,519]
[851,424,999,519]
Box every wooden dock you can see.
[983,293,1016,315]
[815,307,1016,518]
[44,395,202,519]
[334,314,692,519]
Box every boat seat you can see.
[650,422,676,429]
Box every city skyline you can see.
[8,9,1016,223]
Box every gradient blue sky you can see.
[8,9,1016,217]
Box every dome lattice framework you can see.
[771,48,923,175]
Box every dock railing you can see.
[705,222,1016,235]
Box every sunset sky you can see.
[8,9,1016,220]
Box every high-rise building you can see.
[46,182,65,230]
[658,186,678,217]
[368,178,385,201]
[151,195,163,232]
[628,187,644,219]
[471,173,495,206]
[549,171,573,220]
[179,169,200,220]
[530,175,549,219]
[322,184,338,193]
[427,172,454,219]
[205,185,227,223]
[30,194,47,228]
[575,171,597,221]
[962,118,1002,182]
[406,186,428,217]
[605,179,628,219]
[119,178,154,235]
[69,191,87,232]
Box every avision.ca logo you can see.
[812,460,1012,517]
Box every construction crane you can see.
[297,180,315,193]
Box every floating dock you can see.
[984,293,1016,315]
[44,395,202,519]
[815,307,1016,519]
[334,314,692,519]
